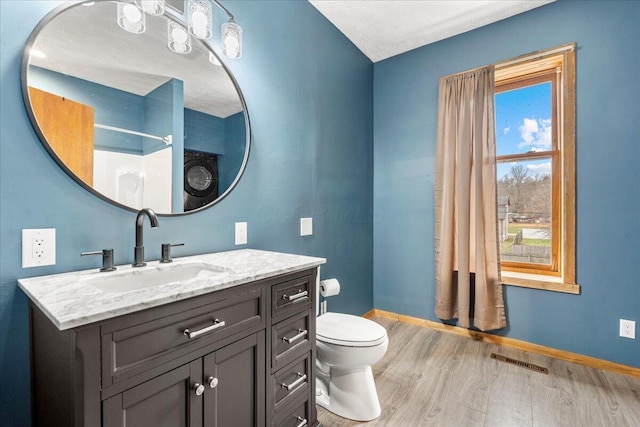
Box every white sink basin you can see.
[86,262,229,293]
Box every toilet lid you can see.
[316,313,387,347]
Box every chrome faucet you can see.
[133,208,159,267]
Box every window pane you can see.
[497,158,552,266]
[496,82,552,156]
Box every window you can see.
[494,44,578,293]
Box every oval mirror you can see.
[22,1,250,215]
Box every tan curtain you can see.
[434,66,506,331]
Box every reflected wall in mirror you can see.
[23,0,250,215]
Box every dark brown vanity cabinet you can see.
[102,332,265,427]
[28,268,320,427]
[268,274,317,427]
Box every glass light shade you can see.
[221,19,242,59]
[208,51,221,66]
[167,21,192,54]
[117,2,146,34]
[135,0,165,15]
[188,0,212,40]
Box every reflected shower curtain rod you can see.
[95,123,172,146]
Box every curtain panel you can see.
[434,66,506,332]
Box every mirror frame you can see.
[21,0,251,216]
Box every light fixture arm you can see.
[211,0,234,20]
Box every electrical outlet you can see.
[620,319,635,339]
[22,228,56,268]
[235,222,247,245]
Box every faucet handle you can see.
[81,249,117,272]
[160,243,184,263]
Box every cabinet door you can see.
[103,360,203,427]
[203,332,265,427]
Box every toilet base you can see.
[316,365,381,422]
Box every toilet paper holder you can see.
[319,278,340,297]
[319,278,340,315]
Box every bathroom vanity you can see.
[18,249,325,427]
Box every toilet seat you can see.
[317,313,387,347]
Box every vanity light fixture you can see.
[221,18,242,59]
[168,21,192,54]
[115,0,242,59]
[135,0,165,16]
[117,2,146,34]
[188,0,213,40]
[189,0,243,59]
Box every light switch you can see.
[235,222,247,245]
[300,218,313,236]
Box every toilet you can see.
[315,279,388,421]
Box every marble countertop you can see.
[18,249,326,331]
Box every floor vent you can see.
[490,353,549,374]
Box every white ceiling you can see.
[30,0,556,112]
[309,0,555,63]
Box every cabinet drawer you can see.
[102,285,265,386]
[274,395,312,427]
[272,311,311,371]
[273,353,310,412]
[272,275,312,320]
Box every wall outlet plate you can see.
[235,222,247,245]
[22,228,56,268]
[620,319,635,339]
[300,217,313,236]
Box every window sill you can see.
[501,271,580,294]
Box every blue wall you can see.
[184,107,226,153]
[29,66,146,153]
[143,79,180,155]
[0,1,373,425]
[221,112,248,191]
[144,78,185,212]
[373,0,639,368]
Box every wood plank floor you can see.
[317,316,640,427]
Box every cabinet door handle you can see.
[281,373,307,391]
[193,383,205,396]
[283,290,308,302]
[183,319,226,339]
[207,376,218,389]
[282,329,308,344]
[295,416,308,427]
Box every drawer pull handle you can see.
[283,329,308,344]
[283,290,308,302]
[183,319,226,339]
[295,416,308,427]
[193,383,205,396]
[282,372,307,391]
